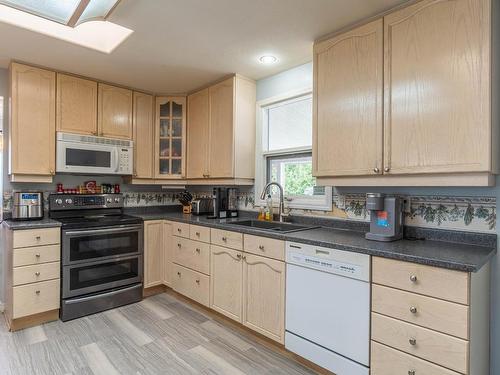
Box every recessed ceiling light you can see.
[259,55,278,64]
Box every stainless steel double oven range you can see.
[49,194,143,321]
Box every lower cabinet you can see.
[162,221,173,286]
[172,263,210,306]
[144,220,164,288]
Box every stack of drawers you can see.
[171,222,211,306]
[371,257,490,375]
[6,227,61,330]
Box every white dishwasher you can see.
[285,241,370,375]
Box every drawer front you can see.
[13,261,60,286]
[172,264,209,306]
[190,225,211,243]
[12,279,60,319]
[173,237,210,275]
[371,341,462,375]
[211,228,243,250]
[372,284,469,339]
[13,227,60,248]
[13,244,60,267]
[172,222,190,239]
[371,313,468,374]
[244,234,285,261]
[372,257,469,304]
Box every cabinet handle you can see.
[409,338,417,346]
[222,236,227,242]
[236,254,242,259]
[195,279,200,284]
[410,275,418,283]
[258,245,264,250]
[177,228,182,232]
[408,371,416,375]
[35,272,40,276]
[384,167,390,173]
[35,290,40,295]
[177,272,181,276]
[410,306,417,314]
[177,243,182,248]
[35,254,41,258]
[195,248,201,253]
[242,255,247,260]
[195,232,200,237]
[373,167,380,173]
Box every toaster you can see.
[191,198,214,215]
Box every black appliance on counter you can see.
[208,187,239,219]
[49,193,143,321]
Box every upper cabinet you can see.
[98,83,133,139]
[56,73,98,135]
[313,19,383,177]
[154,96,186,178]
[133,92,154,179]
[187,76,256,181]
[9,63,56,182]
[313,0,497,186]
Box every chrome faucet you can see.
[260,182,286,222]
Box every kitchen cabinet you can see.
[9,62,56,183]
[371,257,490,375]
[98,83,133,139]
[162,221,173,286]
[144,220,164,288]
[313,0,498,186]
[56,73,98,135]
[242,253,285,343]
[154,96,186,178]
[133,92,154,178]
[313,19,383,177]
[186,75,256,182]
[210,245,243,321]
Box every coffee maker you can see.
[208,187,239,219]
[365,193,403,241]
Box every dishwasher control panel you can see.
[286,242,370,282]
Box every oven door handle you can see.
[64,224,142,237]
[64,283,142,304]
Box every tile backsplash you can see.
[2,189,496,234]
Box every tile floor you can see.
[0,293,315,375]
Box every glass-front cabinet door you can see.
[155,96,186,178]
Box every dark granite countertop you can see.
[2,217,62,230]
[129,209,496,272]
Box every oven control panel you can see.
[49,194,124,210]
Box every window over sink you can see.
[256,91,332,211]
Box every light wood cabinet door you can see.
[133,92,154,178]
[163,221,173,286]
[154,96,186,178]
[144,220,163,288]
[383,0,491,174]
[56,73,98,135]
[10,63,56,178]
[313,19,383,177]
[242,254,285,343]
[98,83,133,139]
[187,88,209,178]
[210,245,243,322]
[208,77,234,178]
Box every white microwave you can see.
[56,132,133,175]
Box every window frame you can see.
[254,88,332,211]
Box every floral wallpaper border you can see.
[2,190,496,234]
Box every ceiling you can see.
[0,0,406,94]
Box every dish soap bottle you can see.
[266,194,273,221]
[258,206,265,221]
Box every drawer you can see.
[13,227,60,248]
[371,341,462,375]
[173,237,210,275]
[172,264,209,307]
[190,225,211,243]
[13,244,60,267]
[372,257,469,305]
[211,228,243,250]
[244,234,284,261]
[172,222,190,239]
[13,261,60,286]
[371,313,468,374]
[372,284,469,339]
[12,279,60,319]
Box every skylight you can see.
[0,0,120,27]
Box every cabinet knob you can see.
[258,245,264,250]
[35,290,40,295]
[410,275,418,283]
[177,272,181,276]
[195,279,200,284]
[242,255,247,260]
[384,167,390,172]
[177,243,182,248]
[35,272,40,276]
[373,167,380,173]
[408,371,416,375]
[196,248,201,253]
[195,232,200,237]
[222,236,227,242]
[49,169,55,175]
[410,306,417,314]
[35,236,41,240]
[409,338,417,346]
[177,228,182,232]
[35,254,41,258]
